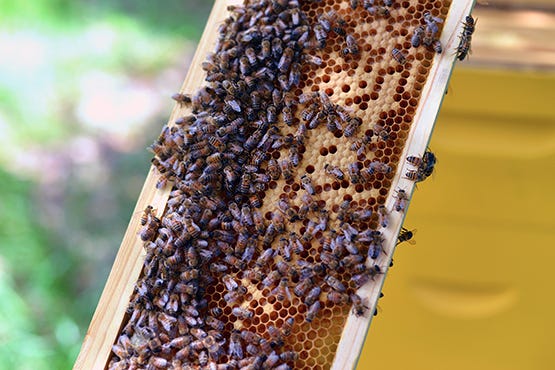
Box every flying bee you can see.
[397,227,417,245]
[306,301,321,323]
[393,189,409,212]
[392,47,407,65]
[300,174,315,195]
[171,92,192,104]
[350,293,369,316]
[411,25,424,47]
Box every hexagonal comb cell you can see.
[107,0,451,369]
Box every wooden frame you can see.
[73,0,475,368]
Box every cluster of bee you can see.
[108,0,452,368]
[405,150,437,182]
[410,11,445,55]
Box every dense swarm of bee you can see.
[108,0,457,369]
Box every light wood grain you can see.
[330,1,477,369]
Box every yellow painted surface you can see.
[358,68,555,370]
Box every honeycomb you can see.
[108,0,451,369]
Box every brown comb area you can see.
[109,0,449,369]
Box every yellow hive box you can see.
[359,68,555,370]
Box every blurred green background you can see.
[0,0,211,368]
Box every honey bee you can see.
[424,11,444,36]
[300,173,315,195]
[140,205,155,226]
[343,116,362,137]
[345,34,359,55]
[206,316,225,331]
[391,47,407,65]
[139,219,159,241]
[350,293,369,316]
[294,278,314,297]
[393,189,409,212]
[278,237,292,262]
[228,331,243,359]
[256,248,275,268]
[350,0,359,9]
[411,25,424,47]
[243,268,264,282]
[313,24,328,48]
[328,291,350,305]
[305,301,321,323]
[232,307,253,320]
[278,47,294,73]
[397,227,417,245]
[304,286,322,306]
[280,351,299,362]
[224,287,247,305]
[222,274,240,291]
[457,15,474,61]
[301,220,318,242]
[272,277,293,302]
[151,357,168,368]
[376,205,388,228]
[368,233,384,259]
[262,270,281,288]
[267,158,281,180]
[348,162,361,184]
[171,92,192,104]
[280,159,294,181]
[325,275,346,292]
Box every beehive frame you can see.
[73,0,475,369]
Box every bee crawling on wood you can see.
[457,15,476,61]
